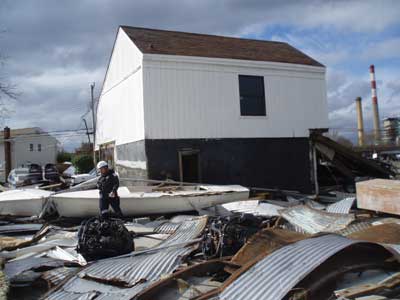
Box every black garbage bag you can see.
[77,217,134,261]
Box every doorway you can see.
[99,142,115,169]
[178,149,201,183]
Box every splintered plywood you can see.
[356,179,400,215]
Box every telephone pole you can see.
[83,118,91,145]
[90,82,97,164]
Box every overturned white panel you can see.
[0,189,53,216]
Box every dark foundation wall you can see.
[145,138,313,193]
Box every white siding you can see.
[95,28,145,148]
[142,55,328,139]
[12,135,58,167]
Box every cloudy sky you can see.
[0,0,399,150]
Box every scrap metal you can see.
[219,235,385,300]
[44,216,207,300]
[326,196,356,214]
[221,200,284,217]
[335,272,400,299]
[279,205,355,234]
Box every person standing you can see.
[96,161,123,218]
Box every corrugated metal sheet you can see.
[45,216,207,300]
[43,290,99,300]
[81,247,191,286]
[279,205,355,234]
[52,276,145,300]
[220,235,361,300]
[326,197,355,214]
[335,221,372,236]
[154,222,181,234]
[41,267,79,287]
[222,200,284,217]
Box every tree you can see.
[0,31,18,124]
[72,154,94,173]
[57,151,73,163]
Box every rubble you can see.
[1,179,400,299]
[77,217,134,261]
[279,204,355,234]
[220,235,399,300]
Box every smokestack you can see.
[370,65,381,143]
[355,97,365,146]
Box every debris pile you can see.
[1,179,400,299]
[77,217,134,261]
[201,214,266,258]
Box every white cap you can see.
[97,161,108,169]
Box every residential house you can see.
[0,127,59,181]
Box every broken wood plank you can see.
[357,179,400,215]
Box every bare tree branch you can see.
[0,81,18,99]
[0,29,19,124]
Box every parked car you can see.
[27,163,43,184]
[44,163,61,183]
[7,168,30,187]
[7,163,60,187]
[71,168,98,185]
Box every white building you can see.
[96,26,328,192]
[0,127,59,181]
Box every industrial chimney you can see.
[355,97,364,146]
[370,65,381,143]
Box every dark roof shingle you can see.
[121,26,323,67]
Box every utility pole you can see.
[83,118,91,145]
[90,82,97,164]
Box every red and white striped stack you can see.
[370,65,378,105]
[370,64,381,141]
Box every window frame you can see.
[238,75,267,117]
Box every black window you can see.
[239,75,266,116]
[38,144,41,152]
[29,144,34,152]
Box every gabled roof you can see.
[121,26,324,67]
[0,127,58,143]
[0,127,42,137]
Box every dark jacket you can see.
[97,169,119,196]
